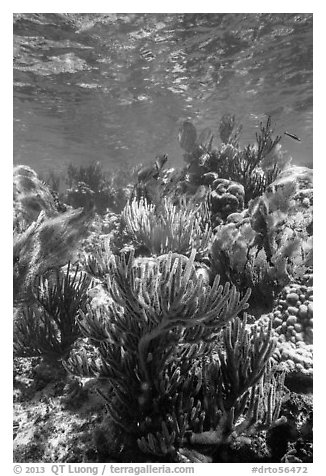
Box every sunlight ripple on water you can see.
[13,13,313,174]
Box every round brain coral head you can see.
[227,183,245,196]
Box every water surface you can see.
[13,13,313,176]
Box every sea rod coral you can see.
[180,117,284,196]
[14,263,93,361]
[64,249,261,457]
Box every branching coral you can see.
[135,316,284,459]
[120,196,212,259]
[65,162,132,213]
[63,249,285,460]
[219,113,243,146]
[66,162,105,192]
[177,116,286,208]
[14,263,92,360]
[210,117,283,205]
[65,250,251,450]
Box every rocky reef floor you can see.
[13,356,313,464]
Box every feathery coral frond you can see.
[14,264,92,360]
[121,197,212,258]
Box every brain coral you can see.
[209,178,245,223]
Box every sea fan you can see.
[13,207,94,303]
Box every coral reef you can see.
[177,116,288,213]
[13,115,313,464]
[130,154,172,206]
[65,162,132,214]
[277,392,313,462]
[209,178,245,224]
[120,196,212,258]
[64,250,254,457]
[254,281,313,385]
[209,172,312,313]
[13,356,112,463]
[267,165,313,192]
[271,282,313,346]
[14,263,93,361]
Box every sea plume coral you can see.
[65,161,132,213]
[65,250,251,453]
[120,196,212,258]
[14,263,92,360]
[177,116,286,208]
[137,315,283,459]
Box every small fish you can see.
[284,131,301,141]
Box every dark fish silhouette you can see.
[284,131,301,142]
